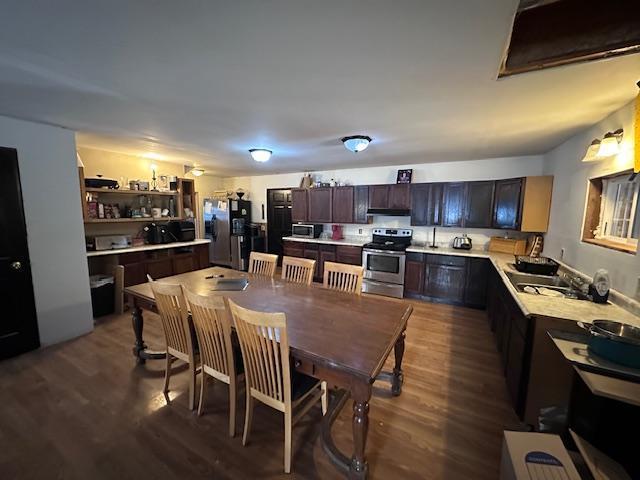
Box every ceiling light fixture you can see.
[597,129,624,158]
[191,168,205,177]
[581,139,601,162]
[341,135,372,153]
[249,148,272,162]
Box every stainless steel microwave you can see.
[291,223,323,238]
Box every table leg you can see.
[392,330,406,396]
[350,382,371,480]
[131,306,147,364]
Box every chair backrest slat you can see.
[148,277,192,359]
[281,256,315,285]
[323,261,364,295]
[228,300,291,407]
[184,289,233,379]
[248,252,278,277]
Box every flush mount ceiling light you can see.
[249,148,272,162]
[191,168,205,177]
[597,129,624,158]
[341,135,372,153]
[582,139,602,162]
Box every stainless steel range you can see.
[362,228,412,298]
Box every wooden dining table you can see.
[125,267,413,479]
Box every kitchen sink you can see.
[505,271,591,301]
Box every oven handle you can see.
[363,248,406,256]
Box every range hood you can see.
[367,208,411,216]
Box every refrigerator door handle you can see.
[211,214,217,239]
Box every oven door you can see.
[362,249,406,284]
[291,224,312,238]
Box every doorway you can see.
[0,147,40,359]
[266,188,292,263]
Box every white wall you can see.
[224,155,545,248]
[543,100,640,299]
[0,116,93,346]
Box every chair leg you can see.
[321,381,328,416]
[229,379,237,437]
[197,373,207,416]
[188,361,196,411]
[242,394,254,446]
[163,354,172,404]
[284,408,292,474]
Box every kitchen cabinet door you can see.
[404,253,425,297]
[505,325,526,411]
[303,244,320,281]
[368,185,389,209]
[442,182,466,227]
[172,254,195,275]
[424,264,466,302]
[146,258,173,279]
[308,187,333,223]
[195,244,210,269]
[283,240,305,258]
[354,185,369,224]
[123,262,146,287]
[411,183,443,226]
[464,181,495,228]
[319,245,336,281]
[291,188,308,223]
[335,245,362,265]
[493,178,523,229]
[332,186,354,224]
[464,258,489,308]
[389,184,410,209]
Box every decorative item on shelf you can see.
[341,135,372,153]
[151,207,162,219]
[150,164,158,191]
[249,148,272,162]
[138,181,149,191]
[236,188,245,199]
[396,169,413,184]
[169,175,178,190]
[300,173,313,188]
[157,174,169,191]
[129,180,139,190]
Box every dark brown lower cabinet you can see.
[283,240,362,283]
[404,253,486,308]
[146,258,174,280]
[172,254,195,275]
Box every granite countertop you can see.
[86,238,211,257]
[282,236,369,247]
[284,237,640,327]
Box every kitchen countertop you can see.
[282,236,369,247]
[86,239,211,257]
[284,237,640,327]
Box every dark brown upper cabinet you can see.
[368,185,389,209]
[291,188,308,223]
[410,183,443,226]
[332,186,354,224]
[354,185,369,224]
[442,182,466,227]
[389,184,410,209]
[464,181,495,228]
[308,187,333,223]
[493,178,523,229]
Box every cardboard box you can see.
[500,431,581,480]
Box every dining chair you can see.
[281,256,316,285]
[147,275,198,410]
[184,289,240,436]
[322,261,364,295]
[248,252,278,277]
[228,299,327,474]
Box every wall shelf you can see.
[84,217,182,224]
[85,188,179,196]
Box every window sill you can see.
[582,238,637,254]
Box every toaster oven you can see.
[291,223,323,238]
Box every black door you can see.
[0,147,39,359]
[266,188,292,264]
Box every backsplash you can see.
[318,215,530,249]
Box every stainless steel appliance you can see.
[362,228,412,298]
[167,220,195,242]
[203,197,251,268]
[452,234,472,250]
[292,223,323,238]
[91,235,132,251]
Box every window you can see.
[582,171,639,254]
[598,174,639,246]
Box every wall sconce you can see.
[581,139,601,162]
[597,129,624,158]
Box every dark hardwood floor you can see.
[0,300,519,479]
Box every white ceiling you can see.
[0,0,638,177]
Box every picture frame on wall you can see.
[396,169,413,184]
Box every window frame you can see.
[597,174,639,247]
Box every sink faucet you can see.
[560,272,587,293]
